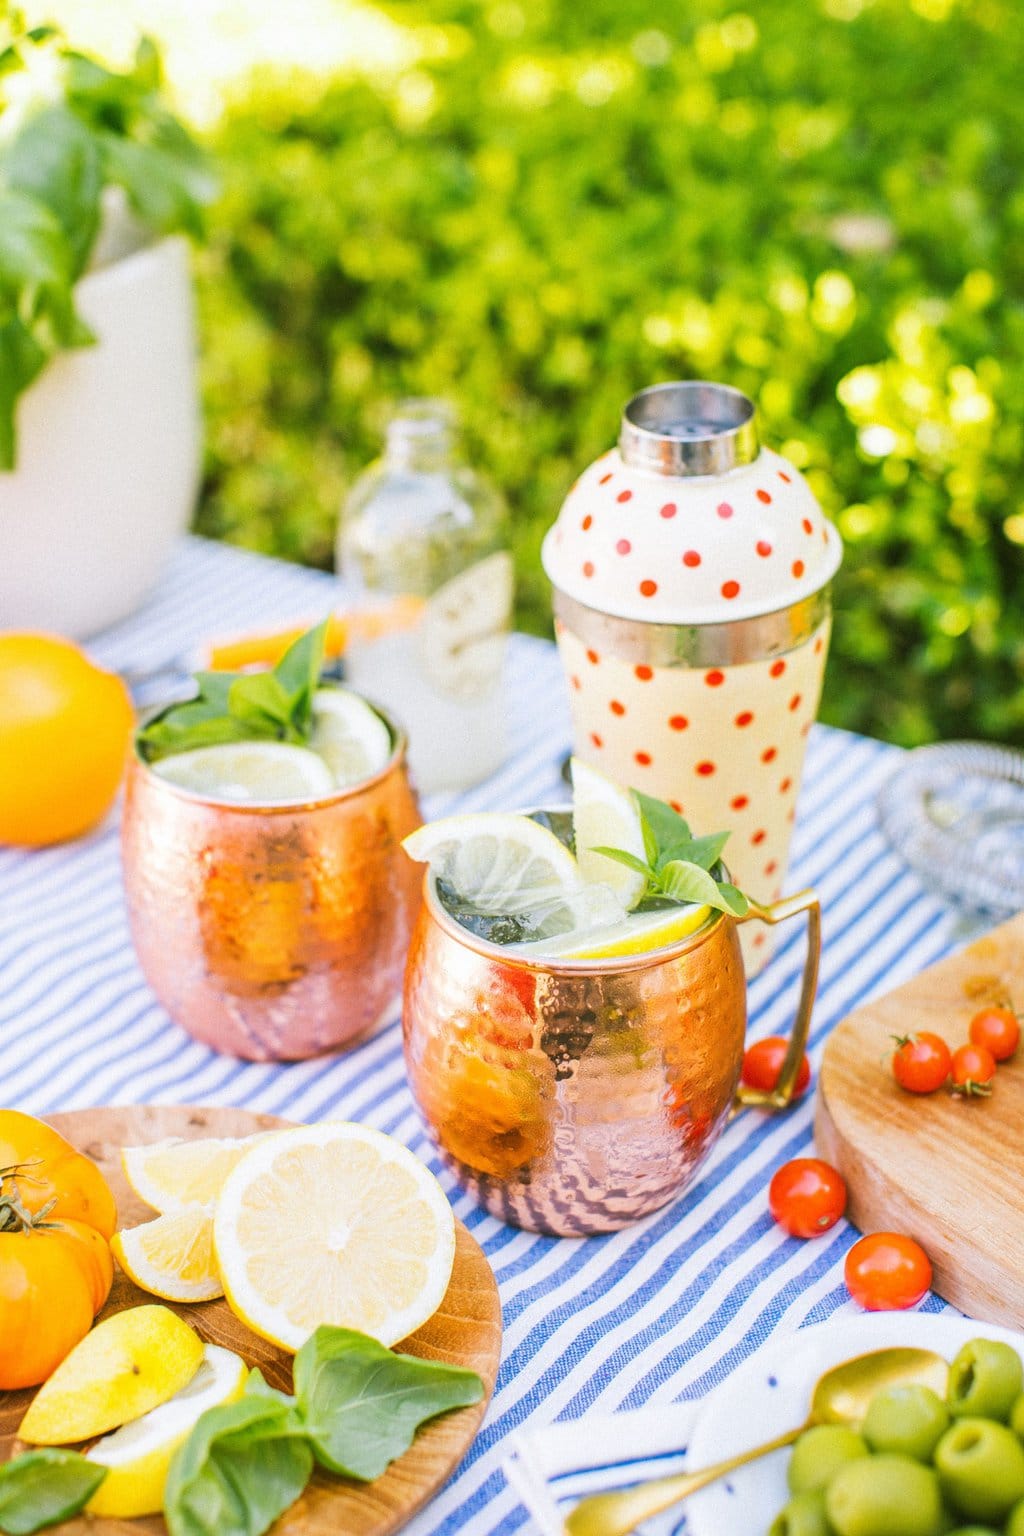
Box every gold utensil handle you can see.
[564,1424,803,1536]
[735,887,821,1110]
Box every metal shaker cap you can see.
[620,382,760,478]
[541,378,842,624]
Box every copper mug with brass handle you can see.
[402,867,820,1235]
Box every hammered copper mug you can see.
[122,718,422,1061]
[403,868,820,1235]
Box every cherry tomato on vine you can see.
[769,1158,847,1239]
[741,1037,811,1099]
[950,1041,997,1096]
[844,1232,932,1311]
[968,1006,1020,1062]
[890,1032,951,1094]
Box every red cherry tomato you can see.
[890,1032,951,1094]
[968,1006,1020,1062]
[769,1158,847,1239]
[741,1037,811,1099]
[950,1041,997,1096]
[844,1232,932,1311]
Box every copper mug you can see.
[403,866,820,1234]
[122,720,422,1061]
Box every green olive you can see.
[948,1340,1024,1422]
[944,1528,1002,1536]
[934,1417,1024,1522]
[825,1453,944,1536]
[787,1424,869,1494]
[768,1490,831,1536]
[1007,1498,1024,1536]
[863,1384,950,1462]
[1011,1393,1024,1440]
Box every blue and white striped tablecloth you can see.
[0,537,968,1535]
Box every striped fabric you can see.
[1,537,968,1536]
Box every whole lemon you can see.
[0,633,134,846]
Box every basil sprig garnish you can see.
[137,619,328,762]
[163,1327,484,1536]
[0,1449,106,1535]
[593,791,749,918]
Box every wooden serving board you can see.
[0,1105,503,1536]
[815,912,1024,1328]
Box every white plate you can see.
[686,1311,1024,1536]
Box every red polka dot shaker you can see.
[540,381,842,974]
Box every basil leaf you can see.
[164,1390,312,1536]
[660,860,748,915]
[656,830,731,874]
[0,1449,106,1535]
[227,672,299,739]
[135,622,329,759]
[293,1327,484,1482]
[633,792,691,851]
[273,619,329,731]
[589,846,654,879]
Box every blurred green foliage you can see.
[194,0,1024,745]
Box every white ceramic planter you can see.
[0,236,201,637]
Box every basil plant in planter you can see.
[0,7,217,636]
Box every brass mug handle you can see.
[734,888,822,1111]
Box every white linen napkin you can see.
[503,1402,700,1536]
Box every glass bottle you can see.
[337,400,512,794]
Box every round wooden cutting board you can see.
[815,913,1024,1329]
[0,1104,503,1536]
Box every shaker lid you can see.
[541,381,842,624]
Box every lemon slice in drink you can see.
[533,902,713,960]
[151,742,334,802]
[213,1122,456,1351]
[404,813,582,913]
[112,1206,222,1302]
[122,1135,267,1214]
[571,757,648,910]
[310,686,393,787]
[85,1344,246,1518]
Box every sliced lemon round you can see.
[310,686,393,787]
[85,1344,246,1518]
[122,1135,266,1214]
[570,756,648,910]
[404,812,581,911]
[532,902,713,960]
[18,1305,204,1445]
[151,741,334,803]
[213,1122,456,1352]
[112,1206,222,1303]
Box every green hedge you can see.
[194,0,1024,746]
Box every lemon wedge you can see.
[18,1305,203,1445]
[570,757,648,910]
[532,902,713,959]
[85,1344,246,1518]
[122,1135,266,1214]
[213,1122,456,1352]
[112,1206,222,1302]
[309,686,393,786]
[151,742,334,803]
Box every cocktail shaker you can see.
[541,381,842,973]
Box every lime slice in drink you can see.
[533,901,713,960]
[310,687,393,787]
[151,742,334,802]
[570,756,648,910]
[403,813,624,939]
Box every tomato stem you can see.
[0,1163,58,1232]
